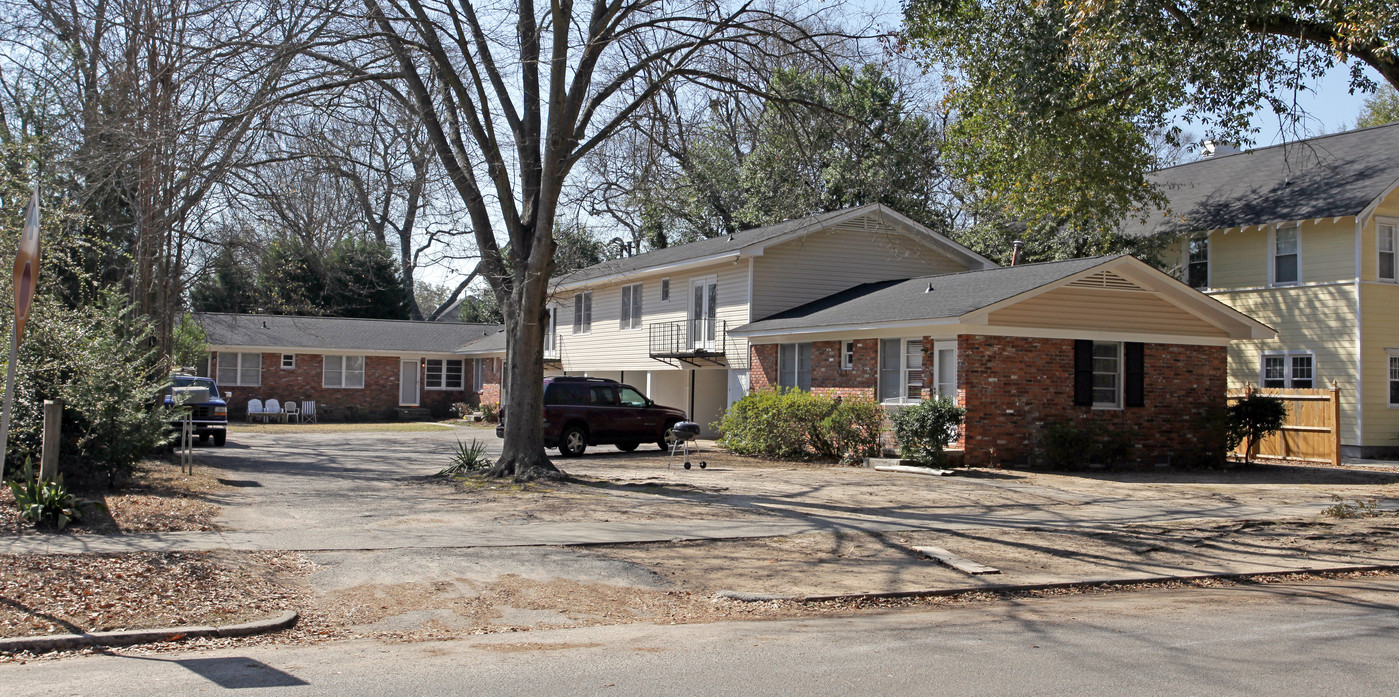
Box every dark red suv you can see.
[496,376,688,456]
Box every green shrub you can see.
[890,397,965,466]
[440,439,494,475]
[8,458,104,531]
[1227,393,1287,465]
[718,389,883,463]
[1043,422,1138,469]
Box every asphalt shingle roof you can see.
[195,312,502,354]
[733,256,1120,334]
[1122,121,1399,238]
[457,329,506,354]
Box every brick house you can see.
[194,313,503,419]
[730,255,1274,467]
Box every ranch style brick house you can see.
[193,313,503,419]
[1124,121,1399,457]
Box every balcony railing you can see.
[649,319,727,366]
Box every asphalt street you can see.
[5,577,1397,696]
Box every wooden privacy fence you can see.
[1226,383,1341,466]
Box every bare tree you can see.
[360,0,852,479]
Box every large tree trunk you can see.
[486,261,564,481]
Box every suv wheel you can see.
[559,425,588,457]
[658,422,679,452]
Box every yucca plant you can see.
[439,439,494,475]
[8,458,104,531]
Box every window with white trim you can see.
[1379,222,1397,282]
[619,283,643,330]
[1272,225,1300,285]
[1260,351,1313,388]
[879,338,924,403]
[660,278,670,302]
[473,358,485,391]
[841,340,855,370]
[572,292,592,334]
[1389,353,1399,407]
[425,359,464,390]
[281,354,296,369]
[1091,342,1122,408]
[1185,234,1209,290]
[323,355,366,388]
[777,343,813,391]
[217,352,261,386]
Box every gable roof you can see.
[1121,121,1399,238]
[457,328,507,354]
[554,204,995,289]
[195,312,502,354]
[731,255,1273,340]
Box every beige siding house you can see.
[1125,121,1399,456]
[458,205,995,434]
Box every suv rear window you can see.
[544,383,588,405]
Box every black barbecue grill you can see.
[667,421,705,470]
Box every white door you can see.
[690,277,718,350]
[933,341,958,400]
[399,359,420,406]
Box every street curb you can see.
[0,610,298,654]
[717,563,1399,604]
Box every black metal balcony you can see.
[649,319,727,366]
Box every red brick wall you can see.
[479,357,502,406]
[957,335,1227,467]
[213,352,476,420]
[748,340,877,399]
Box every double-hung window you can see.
[1260,352,1313,388]
[1379,222,1397,282]
[217,352,261,386]
[1091,342,1122,408]
[1272,225,1300,285]
[1074,341,1144,408]
[572,291,592,333]
[619,283,643,330]
[543,307,558,356]
[660,278,671,302]
[1185,234,1209,290]
[473,359,485,391]
[841,340,855,370]
[425,359,464,390]
[1389,353,1399,407]
[777,343,813,391]
[879,338,924,403]
[323,355,366,388]
[281,354,296,369]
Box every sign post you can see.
[0,187,41,483]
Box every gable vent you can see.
[1066,270,1145,291]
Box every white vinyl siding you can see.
[425,359,464,390]
[217,352,261,387]
[323,355,365,389]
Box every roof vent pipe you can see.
[1011,240,1024,267]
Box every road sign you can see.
[13,187,40,342]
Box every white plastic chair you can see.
[265,398,283,423]
[300,401,318,424]
[283,400,299,423]
[246,399,265,423]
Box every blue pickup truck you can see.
[164,374,229,446]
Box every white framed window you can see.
[281,354,296,369]
[778,343,813,390]
[473,358,485,391]
[619,283,643,330]
[1271,224,1300,286]
[1091,341,1122,408]
[425,359,465,390]
[1388,353,1399,407]
[323,354,366,389]
[544,307,558,357]
[660,278,670,302]
[1260,351,1314,389]
[841,340,855,370]
[1379,222,1397,282]
[572,291,592,334]
[216,352,261,387]
[1185,233,1209,290]
[879,338,924,403]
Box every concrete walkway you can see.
[1,427,1335,556]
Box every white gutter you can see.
[551,251,742,292]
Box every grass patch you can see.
[228,422,460,434]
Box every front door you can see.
[399,359,420,406]
[932,341,958,399]
[690,277,718,350]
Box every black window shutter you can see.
[1124,342,1145,407]
[1073,340,1093,406]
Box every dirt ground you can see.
[0,459,225,535]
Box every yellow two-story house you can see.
[1126,121,1399,457]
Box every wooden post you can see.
[39,398,61,481]
[1331,381,1342,468]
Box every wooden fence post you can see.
[40,398,61,481]
[1331,381,1342,468]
